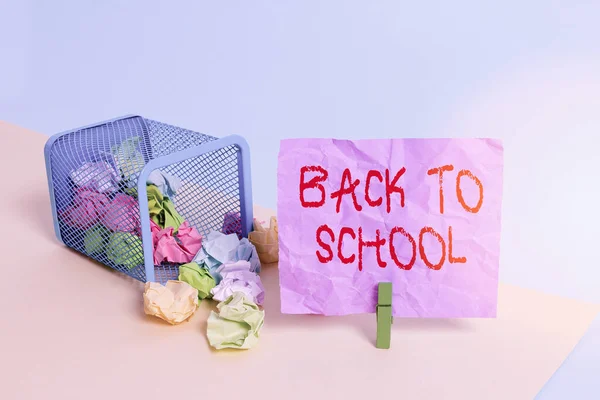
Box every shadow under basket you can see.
[44,115,253,284]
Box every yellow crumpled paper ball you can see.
[143,280,198,325]
[248,216,278,264]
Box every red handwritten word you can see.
[427,165,484,214]
[316,225,467,271]
[300,166,406,213]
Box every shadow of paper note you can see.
[259,262,474,346]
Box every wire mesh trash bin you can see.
[44,115,253,284]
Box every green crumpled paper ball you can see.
[106,232,144,270]
[206,292,265,350]
[147,184,185,232]
[178,262,216,300]
[84,224,111,255]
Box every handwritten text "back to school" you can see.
[299,165,484,271]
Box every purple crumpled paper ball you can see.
[222,211,242,238]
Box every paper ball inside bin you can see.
[102,193,141,233]
[106,232,144,270]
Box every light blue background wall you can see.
[2,1,599,398]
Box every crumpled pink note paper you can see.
[152,220,202,264]
[211,262,265,305]
[102,193,141,233]
[248,216,278,264]
[59,188,110,230]
[277,138,504,318]
[143,280,198,324]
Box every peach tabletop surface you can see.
[0,121,598,400]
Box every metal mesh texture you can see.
[47,116,243,283]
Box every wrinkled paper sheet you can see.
[278,138,503,317]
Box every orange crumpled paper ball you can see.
[248,216,278,264]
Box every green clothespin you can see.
[376,282,393,349]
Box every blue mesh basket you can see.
[44,115,253,284]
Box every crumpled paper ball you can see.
[102,193,141,233]
[193,232,262,283]
[176,221,203,255]
[147,184,185,232]
[211,265,265,305]
[192,231,240,281]
[206,292,264,350]
[178,262,216,300]
[222,211,242,238]
[248,216,278,264]
[152,220,202,264]
[59,188,110,230]
[112,137,146,183]
[106,232,144,270]
[84,224,111,254]
[201,231,240,263]
[70,161,121,193]
[147,169,182,198]
[208,259,251,284]
[143,280,198,325]
[73,187,110,211]
[233,238,261,273]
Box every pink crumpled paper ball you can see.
[152,220,202,264]
[102,193,141,233]
[60,188,110,230]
